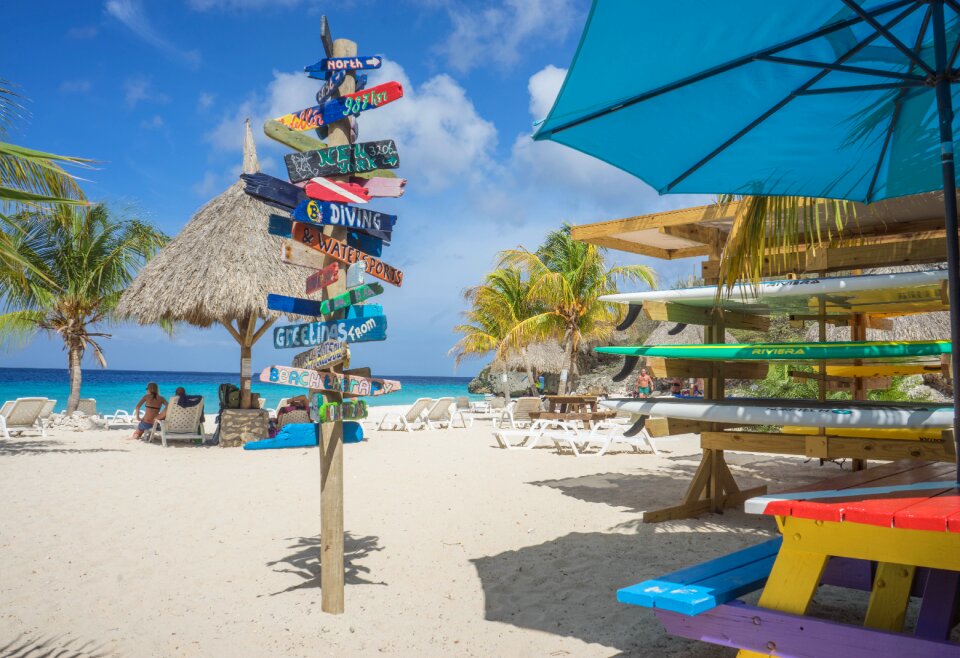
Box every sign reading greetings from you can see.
[291,340,349,370]
[274,315,387,349]
[274,82,403,131]
[284,140,400,182]
[260,365,401,397]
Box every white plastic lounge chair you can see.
[377,398,433,431]
[147,395,205,447]
[0,397,48,439]
[493,397,543,429]
[549,421,658,457]
[493,418,573,449]
[77,398,97,416]
[268,397,291,419]
[37,399,57,428]
[452,396,474,428]
[104,409,136,428]
[423,397,456,430]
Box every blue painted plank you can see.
[270,213,391,245]
[347,230,382,257]
[267,293,323,316]
[345,303,383,319]
[304,55,383,73]
[656,537,781,584]
[273,315,387,349]
[292,199,397,233]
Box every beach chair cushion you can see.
[245,423,317,450]
[618,537,782,616]
[1,398,48,432]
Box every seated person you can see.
[131,382,168,439]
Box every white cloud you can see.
[105,0,201,67]
[59,79,92,94]
[193,171,221,196]
[124,77,169,108]
[187,0,299,9]
[206,60,497,193]
[197,92,215,111]
[527,64,566,122]
[435,0,578,73]
[67,25,98,39]
[140,114,164,129]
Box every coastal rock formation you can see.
[49,412,108,432]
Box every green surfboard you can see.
[595,340,951,362]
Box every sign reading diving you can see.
[274,315,387,349]
[292,199,397,232]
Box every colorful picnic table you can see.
[544,394,598,413]
[618,460,960,657]
[739,460,960,657]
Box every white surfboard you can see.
[601,269,948,316]
[600,398,953,429]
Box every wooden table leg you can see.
[736,547,829,658]
[864,562,916,631]
[915,568,960,640]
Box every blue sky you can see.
[1,0,707,377]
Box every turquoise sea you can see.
[0,367,480,414]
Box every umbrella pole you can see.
[932,0,960,479]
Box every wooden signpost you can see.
[305,178,371,204]
[268,284,384,317]
[260,365,400,396]
[305,262,339,294]
[274,81,403,131]
[312,399,368,423]
[273,314,387,348]
[255,17,405,615]
[291,200,397,233]
[305,55,383,73]
[291,340,349,370]
[284,140,400,182]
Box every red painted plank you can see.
[947,508,960,533]
[893,489,960,532]
[837,464,957,526]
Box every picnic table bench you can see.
[618,460,960,656]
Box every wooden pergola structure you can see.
[571,193,955,523]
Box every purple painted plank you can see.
[915,569,960,640]
[654,601,960,658]
[821,558,928,597]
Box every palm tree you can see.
[0,80,92,270]
[0,204,168,412]
[450,267,538,397]
[498,224,657,394]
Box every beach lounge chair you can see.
[147,395,205,447]
[423,397,456,429]
[0,397,48,439]
[493,397,543,429]
[549,421,658,457]
[493,418,573,449]
[268,398,290,419]
[37,399,57,428]
[377,398,433,431]
[452,397,474,428]
[77,398,97,416]
[104,409,136,428]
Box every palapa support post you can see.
[850,313,867,472]
[315,27,355,616]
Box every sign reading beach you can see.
[260,365,400,396]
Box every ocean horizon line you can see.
[0,366,476,380]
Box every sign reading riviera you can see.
[274,315,387,349]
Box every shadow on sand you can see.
[0,439,128,456]
[0,633,114,657]
[264,533,386,596]
[470,460,849,655]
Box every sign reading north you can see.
[284,140,400,182]
[260,365,400,396]
[274,316,387,349]
[274,82,403,131]
[305,55,383,73]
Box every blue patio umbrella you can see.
[534,0,960,471]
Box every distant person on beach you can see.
[131,382,168,439]
[670,377,683,396]
[634,368,654,398]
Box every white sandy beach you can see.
[1,406,870,657]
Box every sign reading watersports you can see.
[273,315,387,349]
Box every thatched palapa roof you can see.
[117,120,307,328]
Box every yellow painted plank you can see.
[778,517,960,571]
[864,562,916,632]
[781,426,942,441]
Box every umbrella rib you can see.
[867,3,933,203]
[842,0,935,76]
[538,0,916,137]
[665,3,918,192]
[758,55,925,81]
[795,80,928,94]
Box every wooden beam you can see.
[788,315,896,330]
[644,417,739,438]
[641,300,770,331]
[221,320,243,344]
[702,431,955,462]
[251,316,277,345]
[644,357,768,379]
[571,202,740,241]
[580,235,676,259]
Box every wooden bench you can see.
[618,537,781,615]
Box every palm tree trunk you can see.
[522,356,536,395]
[66,338,83,413]
[501,362,511,402]
[558,335,575,395]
